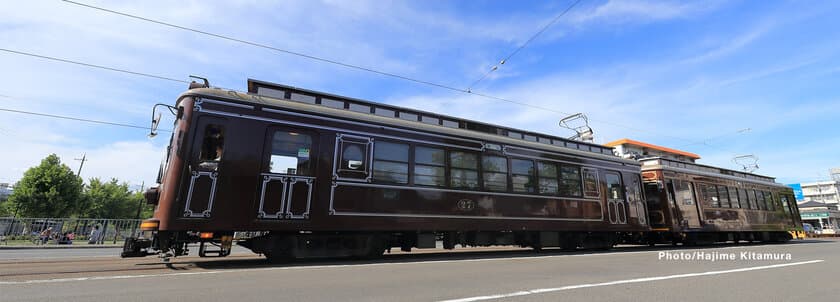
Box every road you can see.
[1,239,837,302]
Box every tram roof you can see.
[639,156,786,187]
[178,81,640,166]
[245,79,616,156]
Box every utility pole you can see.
[74,153,88,176]
[131,181,145,237]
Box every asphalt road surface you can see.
[1,239,837,302]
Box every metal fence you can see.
[0,217,142,244]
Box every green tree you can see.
[0,201,12,216]
[132,191,155,219]
[83,178,137,219]
[8,154,83,218]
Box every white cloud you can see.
[570,0,720,25]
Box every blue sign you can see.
[788,183,804,201]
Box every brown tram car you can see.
[123,79,798,261]
[641,157,802,244]
[124,79,651,260]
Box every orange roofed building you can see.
[604,138,700,163]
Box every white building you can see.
[799,180,840,210]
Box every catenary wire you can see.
[2,46,696,144]
[0,48,189,84]
[0,107,170,132]
[61,0,464,94]
[60,1,699,143]
[468,0,584,91]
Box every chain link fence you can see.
[0,217,142,245]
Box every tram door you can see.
[604,172,627,224]
[667,179,702,229]
[255,127,317,220]
[183,116,228,218]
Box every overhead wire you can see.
[0,48,189,84]
[1,45,694,145]
[25,2,695,144]
[0,106,169,132]
[467,0,584,91]
[60,0,464,94]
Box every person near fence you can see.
[58,231,74,244]
[88,225,101,244]
[39,227,53,245]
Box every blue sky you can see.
[1,0,839,188]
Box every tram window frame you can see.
[511,158,536,193]
[265,129,314,176]
[780,195,792,214]
[413,146,446,187]
[482,155,509,192]
[604,172,624,201]
[450,151,479,189]
[698,183,720,208]
[337,138,371,178]
[581,168,600,199]
[717,186,731,208]
[196,123,226,172]
[763,191,775,211]
[728,187,741,208]
[561,165,583,197]
[372,141,410,184]
[537,161,559,195]
[746,189,757,209]
[754,190,766,210]
[739,188,750,209]
[675,179,696,205]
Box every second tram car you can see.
[122,78,801,261]
[641,157,802,244]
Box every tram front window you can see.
[198,125,225,171]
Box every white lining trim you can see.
[329,181,604,222]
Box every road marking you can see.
[0,243,822,285]
[437,259,825,302]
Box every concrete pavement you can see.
[1,239,836,302]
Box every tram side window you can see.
[604,172,623,200]
[482,156,508,192]
[414,146,446,187]
[582,168,599,198]
[698,183,720,208]
[739,188,751,209]
[339,141,368,173]
[780,195,792,214]
[267,131,312,175]
[752,190,764,210]
[763,191,775,211]
[717,186,731,208]
[537,161,559,195]
[198,124,225,171]
[450,151,478,189]
[511,159,536,193]
[372,141,409,184]
[728,187,741,208]
[561,166,583,197]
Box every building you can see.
[797,200,840,234]
[0,183,12,201]
[797,179,840,210]
[604,138,701,163]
